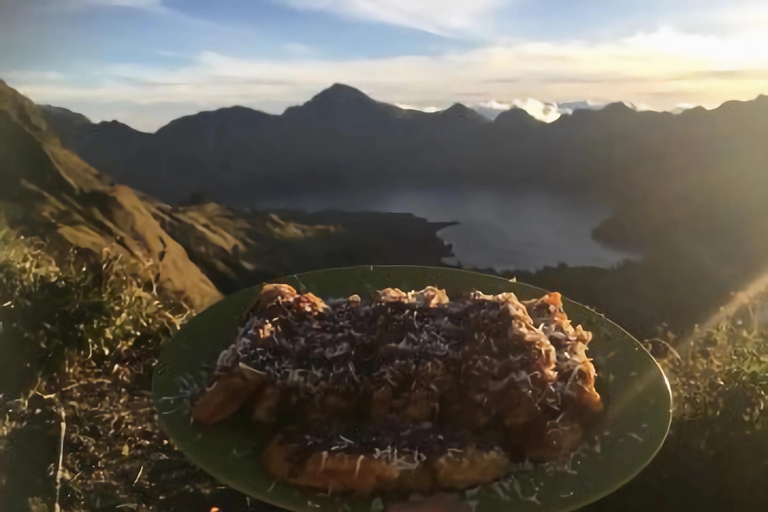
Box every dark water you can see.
[260,187,636,271]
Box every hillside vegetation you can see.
[2,234,768,511]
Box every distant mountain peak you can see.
[310,83,373,104]
[282,83,403,131]
[602,101,637,114]
[494,107,541,128]
[443,103,472,114]
[41,105,91,127]
[439,103,487,122]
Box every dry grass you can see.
[0,237,226,512]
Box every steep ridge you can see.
[40,84,490,203]
[3,81,455,307]
[1,80,222,310]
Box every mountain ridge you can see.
[35,81,768,278]
[1,79,222,310]
[2,80,455,308]
[42,83,761,139]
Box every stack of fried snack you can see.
[192,284,602,494]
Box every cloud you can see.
[0,0,168,23]
[671,103,695,114]
[60,0,165,9]
[395,103,442,113]
[473,99,608,122]
[11,27,768,131]
[476,99,564,122]
[6,70,68,82]
[395,101,572,123]
[476,100,511,111]
[283,43,315,55]
[709,3,768,34]
[154,50,189,59]
[669,69,768,81]
[275,0,508,37]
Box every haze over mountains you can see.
[41,83,768,254]
[7,74,768,336]
[0,80,453,309]
[36,82,768,331]
[396,98,611,122]
[471,99,611,122]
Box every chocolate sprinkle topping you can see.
[200,285,602,464]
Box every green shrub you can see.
[649,300,768,433]
[0,237,189,394]
[585,300,768,512]
[0,237,206,512]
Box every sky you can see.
[1,0,767,131]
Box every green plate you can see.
[153,265,671,512]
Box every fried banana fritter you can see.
[261,422,508,494]
[263,436,401,495]
[191,284,603,494]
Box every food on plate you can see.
[191,283,602,493]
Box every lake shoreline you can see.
[254,186,638,273]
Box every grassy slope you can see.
[0,79,222,310]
